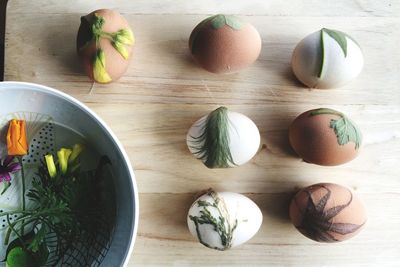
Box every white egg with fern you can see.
[186,107,260,168]
[187,189,263,250]
[291,28,363,89]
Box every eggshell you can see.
[289,183,367,242]
[189,15,261,74]
[77,9,134,83]
[187,190,263,250]
[291,28,363,88]
[289,108,362,166]
[187,109,260,167]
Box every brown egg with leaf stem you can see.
[288,108,362,166]
[189,14,261,74]
[77,9,135,83]
[289,183,367,242]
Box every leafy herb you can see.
[210,14,243,30]
[310,108,362,149]
[189,190,237,250]
[0,145,115,266]
[294,185,365,242]
[189,15,243,54]
[4,231,48,267]
[188,107,236,168]
[323,28,348,57]
[318,28,355,78]
[317,29,326,78]
[6,247,31,267]
[79,12,135,82]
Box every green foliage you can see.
[318,28,359,78]
[1,150,114,266]
[82,13,133,61]
[4,230,48,267]
[210,14,243,30]
[310,108,362,149]
[323,28,348,57]
[330,116,362,149]
[189,14,243,54]
[189,107,236,168]
[6,247,31,267]
[189,190,237,250]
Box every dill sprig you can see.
[189,189,237,250]
[189,107,237,168]
[0,147,114,267]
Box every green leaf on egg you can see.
[81,13,133,61]
[323,28,348,57]
[189,190,237,250]
[210,14,226,29]
[310,108,362,149]
[225,15,243,30]
[190,15,243,54]
[317,28,361,79]
[318,28,351,78]
[210,14,243,30]
[188,106,237,168]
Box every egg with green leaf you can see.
[291,28,363,89]
[187,107,260,168]
[187,189,262,250]
[289,108,362,166]
[189,14,262,74]
[77,9,135,83]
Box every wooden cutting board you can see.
[4,1,400,266]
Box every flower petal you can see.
[0,173,11,182]
[3,155,14,166]
[7,162,22,173]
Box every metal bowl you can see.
[0,81,138,267]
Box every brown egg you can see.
[189,14,261,74]
[289,183,367,243]
[288,108,362,166]
[77,9,135,83]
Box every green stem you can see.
[0,210,27,218]
[5,214,29,250]
[317,29,325,78]
[17,157,26,235]
[101,31,114,38]
[5,216,41,246]
[310,108,343,117]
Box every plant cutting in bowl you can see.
[0,119,116,267]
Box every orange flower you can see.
[6,119,28,156]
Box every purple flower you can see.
[0,156,21,182]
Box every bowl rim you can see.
[0,81,139,267]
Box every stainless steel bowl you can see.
[0,81,138,267]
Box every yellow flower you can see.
[45,155,57,178]
[69,144,84,163]
[115,29,135,45]
[112,40,129,60]
[57,148,72,174]
[93,49,112,83]
[6,119,28,156]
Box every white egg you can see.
[187,107,260,168]
[291,28,363,89]
[187,190,263,250]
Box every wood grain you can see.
[4,1,400,266]
[6,0,400,17]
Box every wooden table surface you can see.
[4,1,400,266]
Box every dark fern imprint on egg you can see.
[293,185,365,242]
